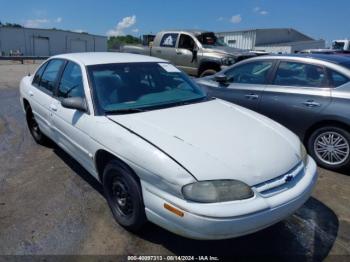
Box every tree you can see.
[108,35,141,50]
[4,22,23,28]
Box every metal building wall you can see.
[256,40,326,54]
[255,29,312,46]
[0,27,107,56]
[217,30,256,49]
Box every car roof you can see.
[285,53,350,64]
[51,52,167,66]
[251,53,350,69]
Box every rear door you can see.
[29,59,65,138]
[204,60,274,111]
[152,33,179,61]
[259,60,332,137]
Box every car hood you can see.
[107,99,301,186]
[203,46,255,57]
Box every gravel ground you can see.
[0,62,349,260]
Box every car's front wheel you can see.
[103,160,147,231]
[199,69,218,77]
[308,126,350,170]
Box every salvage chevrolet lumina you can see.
[20,52,317,240]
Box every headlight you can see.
[182,180,254,203]
[221,57,235,66]
[300,143,308,167]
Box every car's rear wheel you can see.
[308,126,350,170]
[26,107,49,145]
[103,160,147,231]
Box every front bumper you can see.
[141,156,318,240]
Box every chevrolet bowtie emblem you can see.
[285,175,294,182]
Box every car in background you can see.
[299,49,350,56]
[197,54,350,171]
[20,52,317,240]
[121,30,255,77]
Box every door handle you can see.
[28,90,34,97]
[302,100,321,107]
[245,94,259,100]
[176,51,183,55]
[49,104,58,112]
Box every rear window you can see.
[160,33,178,48]
[274,61,326,87]
[329,70,349,87]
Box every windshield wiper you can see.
[105,108,146,115]
[171,96,210,106]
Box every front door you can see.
[204,60,274,111]
[50,61,95,172]
[175,34,199,75]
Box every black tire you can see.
[103,160,147,231]
[307,126,350,170]
[25,106,49,145]
[199,69,218,77]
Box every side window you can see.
[225,61,273,84]
[329,69,349,87]
[58,62,85,98]
[274,61,326,87]
[40,59,65,93]
[160,33,178,48]
[178,34,195,50]
[32,62,47,86]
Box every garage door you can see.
[70,39,87,53]
[34,37,49,56]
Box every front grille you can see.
[253,162,304,197]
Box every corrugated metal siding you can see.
[256,40,325,54]
[217,30,255,50]
[0,27,107,56]
[255,40,325,54]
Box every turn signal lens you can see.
[164,203,184,217]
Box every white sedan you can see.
[19,52,318,240]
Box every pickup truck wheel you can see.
[308,126,350,170]
[103,160,147,231]
[200,69,218,77]
[26,107,49,145]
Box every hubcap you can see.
[111,179,133,216]
[314,131,350,166]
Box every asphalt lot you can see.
[0,62,349,260]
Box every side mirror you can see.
[214,74,228,84]
[61,97,87,112]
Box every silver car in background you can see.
[197,54,350,171]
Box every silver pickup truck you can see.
[122,30,255,77]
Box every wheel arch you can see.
[23,98,30,111]
[198,61,221,77]
[303,119,350,145]
[94,149,139,184]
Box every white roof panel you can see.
[52,52,166,65]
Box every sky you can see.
[0,0,349,45]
